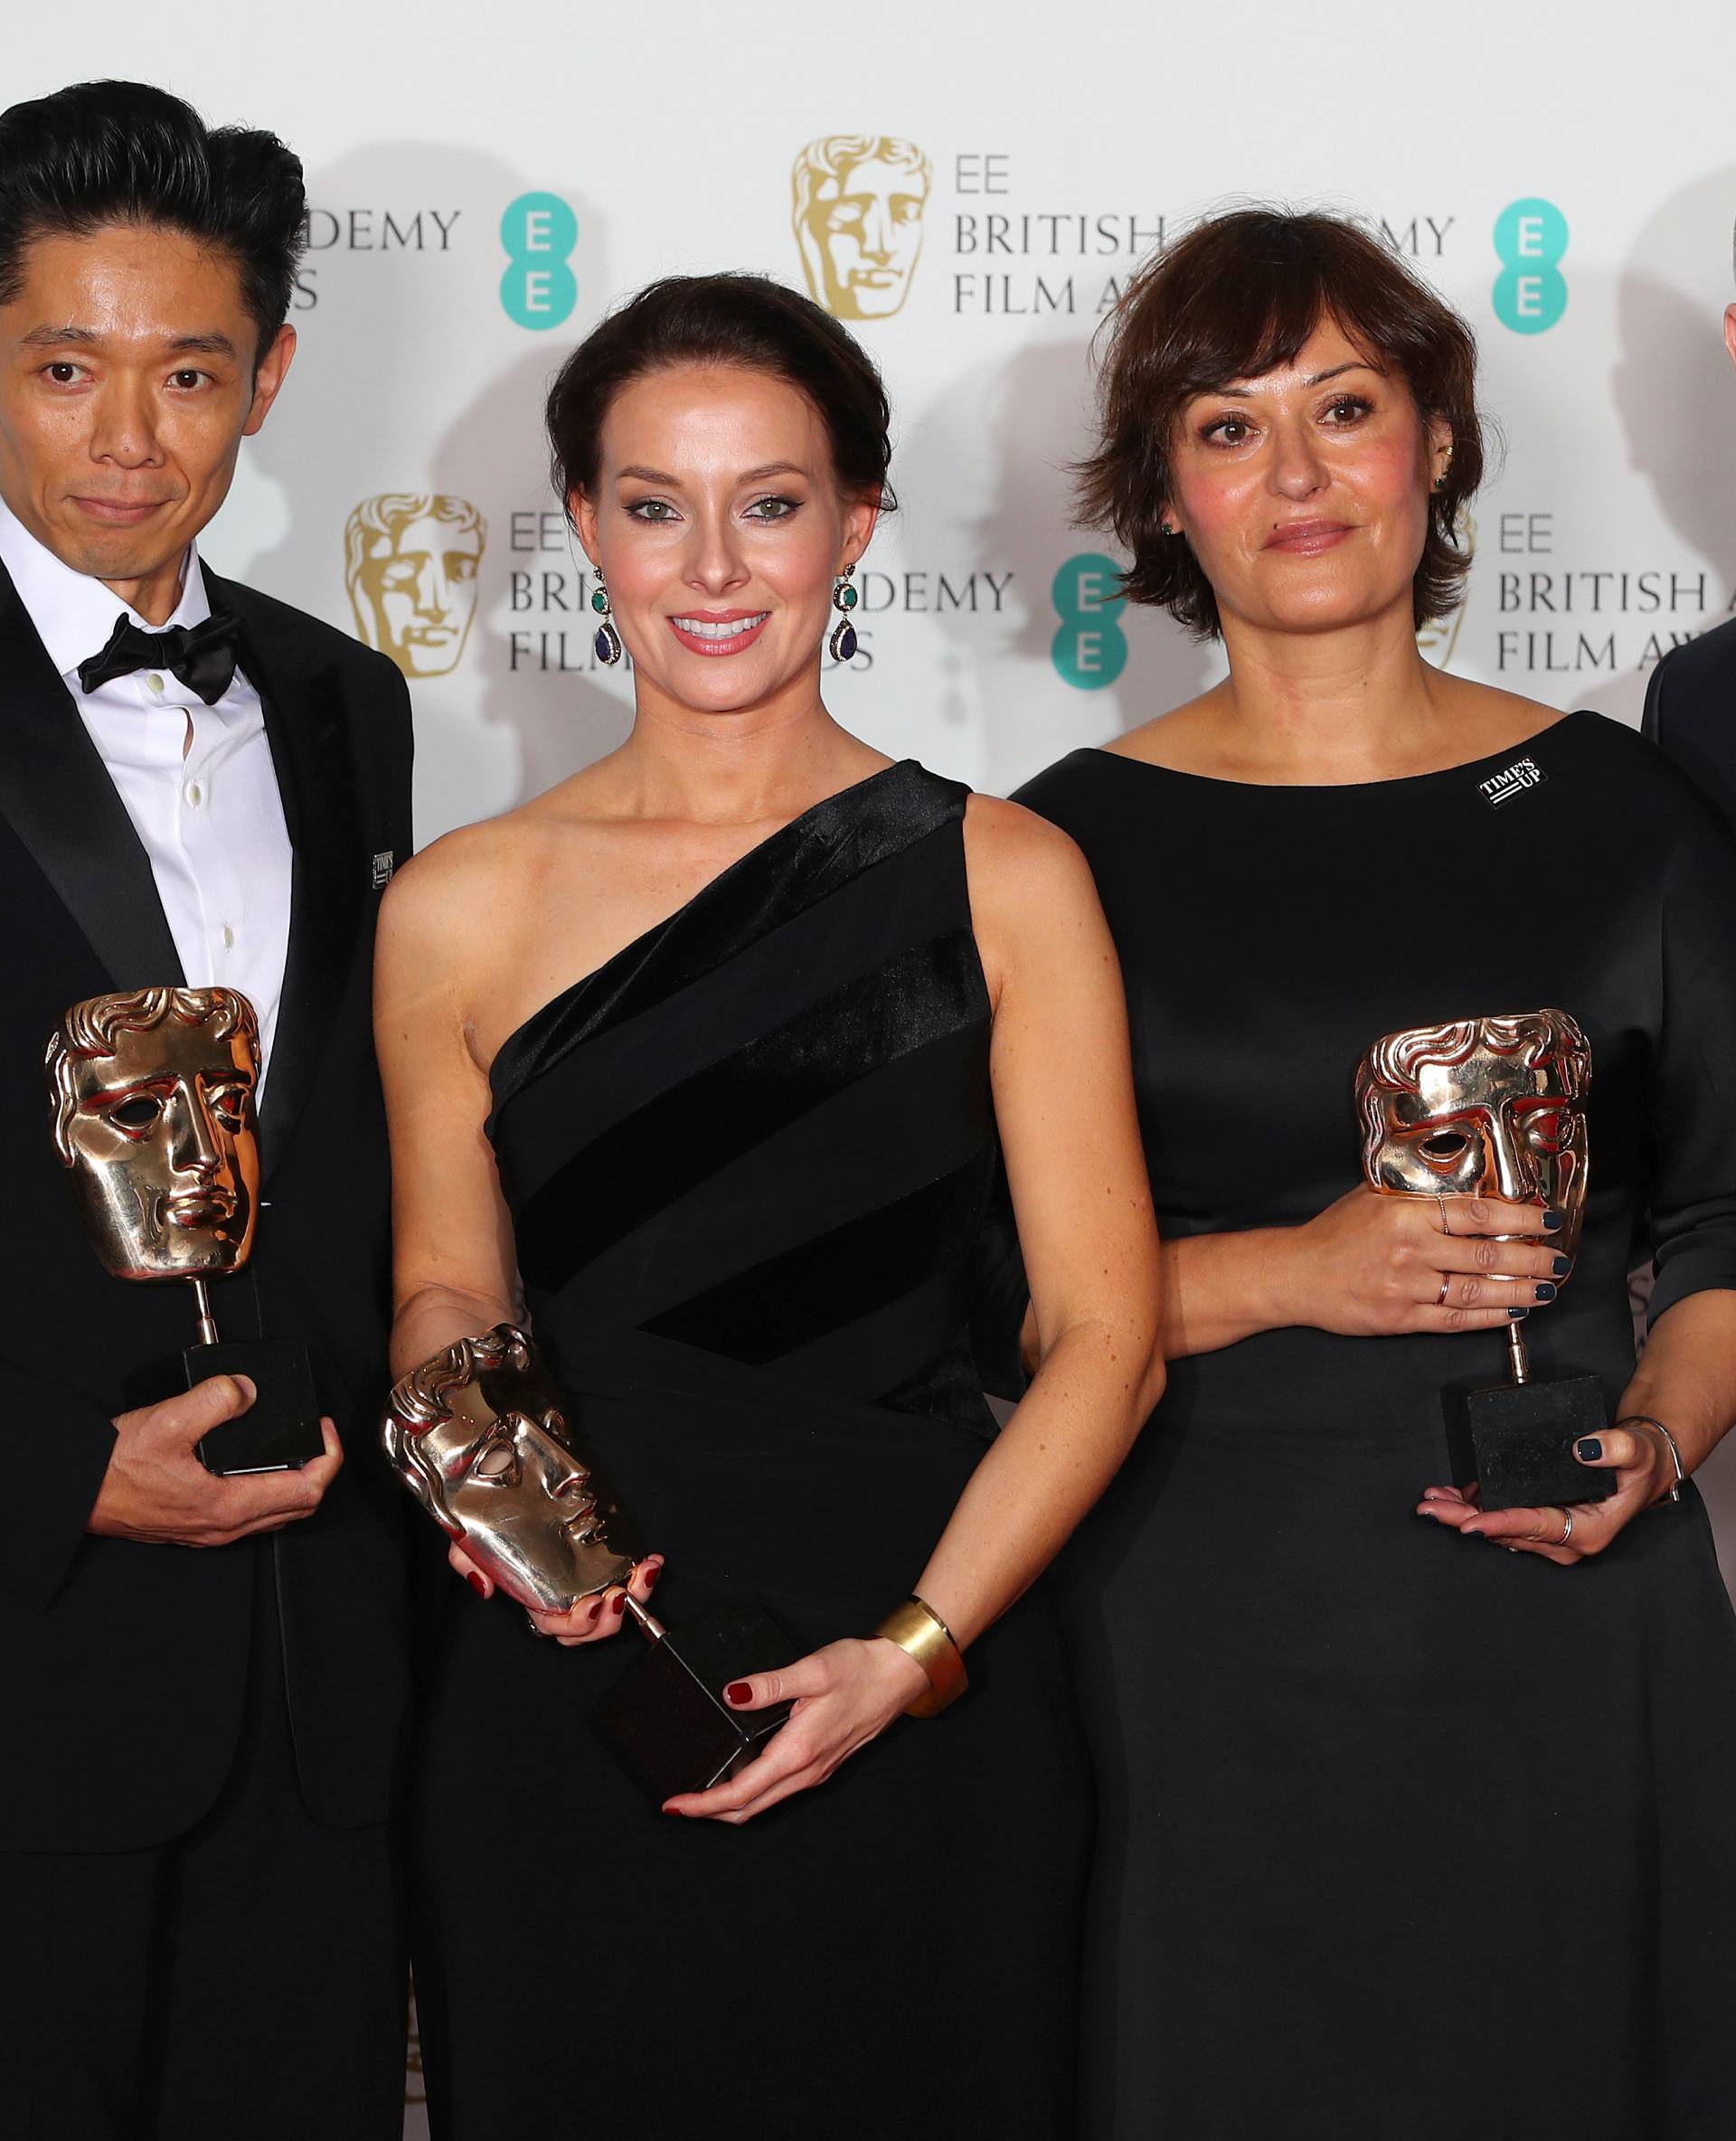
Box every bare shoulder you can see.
[383,761,617,927]
[960,796,1108,1000]
[1101,693,1221,769]
[961,792,1096,900]
[1432,672,1561,737]
[383,815,519,929]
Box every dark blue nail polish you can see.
[1508,1307,1530,1320]
[1416,1510,1441,1523]
[1552,1255,1571,1278]
[1575,1437,1603,1461]
[1543,1208,1564,1231]
[1534,1283,1557,1303]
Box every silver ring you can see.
[1554,1508,1573,1548]
[1437,1193,1453,1237]
[1436,1274,1451,1306]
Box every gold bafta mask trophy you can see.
[382,1325,796,1800]
[1357,1008,1615,1511]
[45,986,323,1475]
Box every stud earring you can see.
[827,564,860,664]
[590,571,623,665]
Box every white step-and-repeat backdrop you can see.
[11,4,1736,2124]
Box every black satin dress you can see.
[1012,713,1736,2141]
[413,762,1087,2141]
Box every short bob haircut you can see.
[1077,207,1485,637]
[546,272,896,518]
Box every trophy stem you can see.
[622,1592,666,1644]
[1505,1320,1531,1385]
[190,1277,220,1349]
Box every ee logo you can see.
[1493,198,1568,335]
[500,192,578,329]
[1052,553,1127,691]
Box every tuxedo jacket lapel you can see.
[0,562,184,991]
[211,568,366,1182]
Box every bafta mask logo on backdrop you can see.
[499,191,579,329]
[1051,553,1128,690]
[344,495,486,678]
[791,136,932,319]
[1493,198,1568,334]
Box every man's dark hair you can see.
[0,80,306,358]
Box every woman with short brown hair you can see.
[1003,207,1736,2136]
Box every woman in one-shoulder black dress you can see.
[995,211,1736,2137]
[377,278,1161,2139]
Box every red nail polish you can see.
[725,1681,752,1705]
[644,1561,661,1589]
[612,1593,626,1616]
[464,1570,488,1599]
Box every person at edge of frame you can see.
[1642,216,1736,818]
[0,79,414,2141]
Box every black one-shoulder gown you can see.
[1012,713,1736,2141]
[413,762,1087,2140]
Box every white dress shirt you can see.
[0,499,293,1096]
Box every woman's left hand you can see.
[662,1636,930,1824]
[1416,1421,1674,1564]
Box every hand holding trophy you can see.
[46,986,324,1476]
[382,1325,798,1802]
[1356,1008,1616,1512]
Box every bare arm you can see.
[374,843,523,1377]
[1614,1289,1736,1476]
[373,838,658,1636]
[911,799,1164,1646]
[1154,1190,1567,1359]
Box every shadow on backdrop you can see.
[1576,163,1736,727]
[236,140,626,841]
[910,337,1216,795]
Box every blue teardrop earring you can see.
[827,563,860,664]
[590,570,623,665]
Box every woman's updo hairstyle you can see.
[1077,207,1486,637]
[546,271,896,516]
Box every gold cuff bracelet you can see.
[874,1596,968,1718]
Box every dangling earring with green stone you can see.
[827,563,860,664]
[590,569,623,665]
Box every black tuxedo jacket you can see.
[0,558,414,1852]
[1643,618,1736,830]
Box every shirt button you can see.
[146,673,165,694]
[222,925,235,949]
[186,783,203,806]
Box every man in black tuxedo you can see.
[1643,268,1736,812]
[0,81,413,2137]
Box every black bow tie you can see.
[76,611,242,705]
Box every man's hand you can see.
[89,1375,342,1546]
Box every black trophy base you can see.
[185,1337,324,1476]
[1443,1369,1617,1512]
[591,1599,800,1805]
